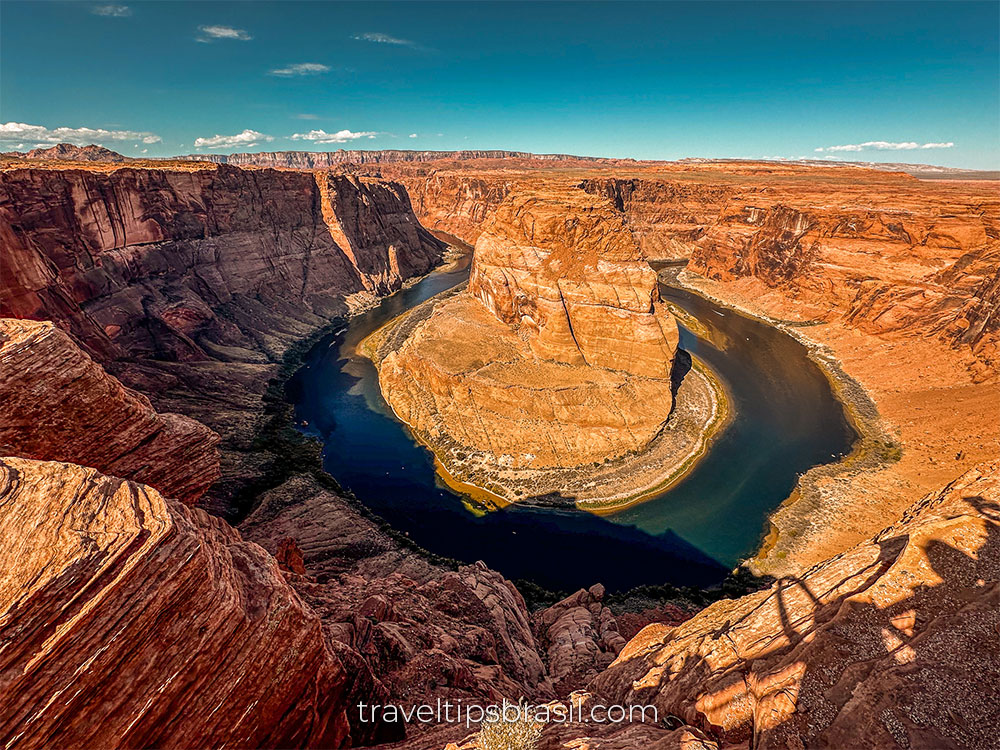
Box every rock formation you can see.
[682,178,1000,376]
[0,162,446,518]
[174,149,608,169]
[589,462,1000,749]
[469,190,677,380]
[0,457,350,750]
[1,155,997,750]
[0,165,443,363]
[371,187,682,502]
[2,143,130,162]
[0,318,219,503]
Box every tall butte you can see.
[370,186,682,503]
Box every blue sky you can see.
[1,1,997,167]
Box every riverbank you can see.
[361,287,730,513]
[666,265,999,576]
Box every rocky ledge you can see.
[366,186,724,508]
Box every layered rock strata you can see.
[0,165,443,363]
[683,182,1000,377]
[589,462,1000,749]
[353,159,998,377]
[0,457,350,750]
[371,187,695,505]
[0,318,219,503]
[175,149,607,168]
[0,162,446,518]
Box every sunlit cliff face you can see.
[376,186,681,476]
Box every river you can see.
[288,253,856,593]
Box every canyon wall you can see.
[174,149,608,169]
[0,164,444,363]
[579,176,743,259]
[682,180,1000,377]
[0,162,446,517]
[360,162,998,377]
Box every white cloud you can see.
[269,63,331,77]
[815,140,955,153]
[295,114,319,120]
[194,129,274,149]
[290,129,377,144]
[92,4,131,16]
[0,121,161,146]
[408,133,418,138]
[197,25,252,42]
[352,32,417,47]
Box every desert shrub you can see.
[476,701,543,750]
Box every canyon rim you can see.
[1,2,999,749]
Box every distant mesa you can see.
[171,148,612,169]
[2,142,129,162]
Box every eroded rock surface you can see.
[0,162,447,518]
[0,457,350,750]
[0,165,443,363]
[0,318,219,503]
[589,462,1000,749]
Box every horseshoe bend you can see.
[1,4,999,746]
[364,185,727,509]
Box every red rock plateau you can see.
[0,154,997,749]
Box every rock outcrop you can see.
[589,462,1000,749]
[0,165,444,363]
[0,318,219,503]
[532,585,628,694]
[0,456,351,749]
[371,187,682,503]
[240,475,553,704]
[469,190,678,379]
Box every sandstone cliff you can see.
[0,318,219,503]
[0,162,446,518]
[684,180,1000,377]
[373,187,682,501]
[0,456,351,749]
[469,190,678,379]
[589,462,1000,749]
[0,165,444,363]
[579,176,743,260]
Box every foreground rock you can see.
[0,457,351,749]
[589,462,1000,749]
[0,318,219,503]
[371,187,687,505]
